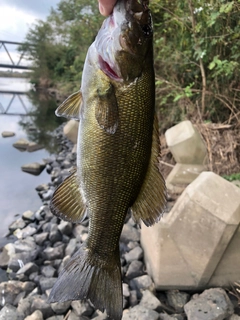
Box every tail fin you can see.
[48,243,123,320]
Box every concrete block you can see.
[165,120,207,164]
[166,163,206,188]
[141,172,240,290]
[63,120,79,144]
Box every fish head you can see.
[95,0,153,83]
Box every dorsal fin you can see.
[50,169,87,223]
[130,115,167,227]
[56,91,82,120]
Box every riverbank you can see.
[0,124,239,320]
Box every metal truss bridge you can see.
[0,40,33,70]
[0,91,33,116]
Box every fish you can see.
[48,0,166,319]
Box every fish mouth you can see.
[96,0,152,81]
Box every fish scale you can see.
[48,0,166,319]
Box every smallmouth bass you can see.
[48,0,166,319]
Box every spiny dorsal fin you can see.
[50,169,87,223]
[130,115,167,227]
[95,80,118,134]
[56,91,82,120]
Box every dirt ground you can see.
[159,122,240,180]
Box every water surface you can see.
[0,77,63,237]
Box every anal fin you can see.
[50,169,87,223]
[130,115,167,227]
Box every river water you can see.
[0,77,64,238]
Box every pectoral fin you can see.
[95,80,118,134]
[56,91,82,120]
[130,116,167,227]
[50,169,87,223]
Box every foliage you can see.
[19,0,240,129]
[151,0,240,129]
[222,172,240,182]
[19,0,103,94]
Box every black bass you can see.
[48,0,166,319]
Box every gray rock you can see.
[41,265,56,278]
[0,268,8,283]
[127,241,139,250]
[39,277,57,293]
[62,160,72,168]
[36,184,49,192]
[9,219,26,232]
[27,142,43,153]
[91,310,108,319]
[120,224,140,243]
[229,315,240,320]
[46,316,64,320]
[13,238,38,253]
[8,250,38,272]
[129,290,138,307]
[125,260,144,280]
[140,289,162,311]
[124,246,143,263]
[49,228,62,244]
[67,312,79,320]
[159,314,184,320]
[14,226,37,239]
[50,301,71,314]
[0,281,36,307]
[13,138,29,150]
[22,210,35,221]
[16,262,39,276]
[25,310,43,320]
[0,248,10,269]
[184,288,234,320]
[58,221,72,236]
[65,238,77,257]
[166,290,190,312]
[58,256,71,274]
[34,232,49,245]
[2,131,15,137]
[31,297,54,318]
[42,189,54,201]
[17,296,32,317]
[35,207,45,221]
[21,162,46,176]
[43,245,65,260]
[129,275,154,296]
[0,304,24,320]
[72,225,88,241]
[71,300,94,317]
[123,283,130,298]
[122,305,159,320]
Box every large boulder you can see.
[141,171,240,290]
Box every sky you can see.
[0,0,60,69]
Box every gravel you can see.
[0,124,238,320]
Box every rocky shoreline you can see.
[0,124,239,320]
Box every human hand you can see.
[98,0,117,16]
